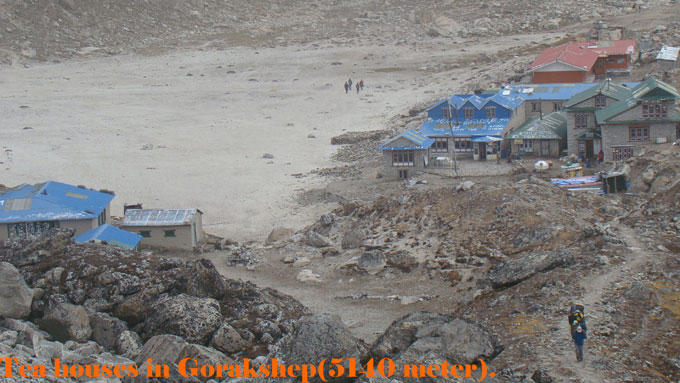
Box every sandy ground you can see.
[0,34,561,241]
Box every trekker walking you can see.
[356,82,360,94]
[359,79,364,90]
[348,78,353,89]
[568,304,587,362]
[598,149,604,164]
[344,82,349,94]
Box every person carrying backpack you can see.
[568,304,587,362]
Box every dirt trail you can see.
[535,223,653,383]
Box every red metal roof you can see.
[529,40,636,72]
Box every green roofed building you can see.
[507,111,567,157]
[593,77,680,161]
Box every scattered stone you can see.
[456,181,475,192]
[262,153,274,159]
[293,257,311,268]
[142,294,223,345]
[266,227,295,245]
[341,229,365,249]
[305,231,332,248]
[487,251,575,289]
[39,303,92,342]
[297,269,322,283]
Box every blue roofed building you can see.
[0,181,114,240]
[75,224,142,250]
[378,129,434,179]
[419,93,525,162]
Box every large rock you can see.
[176,344,233,382]
[277,313,363,382]
[39,303,92,342]
[210,323,248,354]
[117,330,143,359]
[305,231,332,248]
[266,227,295,245]
[89,312,129,351]
[370,312,501,369]
[136,334,188,365]
[357,250,386,274]
[0,262,33,319]
[185,259,227,299]
[113,288,160,326]
[142,294,223,344]
[487,252,574,289]
[341,229,365,249]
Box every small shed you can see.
[74,224,142,250]
[656,45,680,71]
[121,209,203,250]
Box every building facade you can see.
[595,78,680,161]
[379,129,434,179]
[121,209,204,250]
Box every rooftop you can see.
[0,181,114,224]
[529,40,636,72]
[656,45,680,62]
[378,129,435,151]
[74,224,142,250]
[508,111,567,140]
[419,118,509,137]
[564,79,633,108]
[123,209,201,227]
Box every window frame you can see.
[432,137,448,153]
[163,229,176,238]
[575,113,588,129]
[486,107,496,118]
[453,137,472,152]
[139,231,151,238]
[391,150,415,167]
[441,107,452,120]
[464,108,475,119]
[595,95,606,108]
[629,126,650,142]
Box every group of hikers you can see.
[344,78,365,94]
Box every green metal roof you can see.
[631,77,680,99]
[575,129,602,140]
[508,111,567,140]
[595,97,638,123]
[565,80,632,108]
[597,110,680,125]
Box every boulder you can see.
[320,214,335,226]
[185,259,227,299]
[305,231,332,248]
[0,262,33,319]
[117,330,143,359]
[456,181,475,192]
[341,229,365,249]
[210,323,248,354]
[487,252,574,289]
[89,312,129,351]
[370,312,501,366]
[357,250,386,274]
[136,334,188,365]
[642,168,656,185]
[113,288,160,326]
[277,313,363,382]
[266,227,295,245]
[142,294,223,344]
[386,251,418,272]
[39,303,92,342]
[176,343,233,381]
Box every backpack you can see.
[568,305,585,333]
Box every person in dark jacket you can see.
[571,321,587,362]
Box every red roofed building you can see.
[528,40,636,84]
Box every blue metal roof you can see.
[419,118,509,137]
[379,129,435,150]
[499,83,639,101]
[427,93,522,112]
[471,136,503,143]
[74,224,142,250]
[0,181,115,224]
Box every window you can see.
[464,108,475,119]
[8,221,59,239]
[485,107,496,118]
[398,170,408,179]
[454,137,472,152]
[629,126,649,142]
[532,102,541,112]
[392,150,415,166]
[98,208,106,226]
[575,114,587,129]
[595,95,606,108]
[522,140,533,152]
[612,146,634,161]
[553,102,562,111]
[163,230,176,237]
[139,231,151,238]
[642,102,668,118]
[442,107,452,119]
[432,138,448,153]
